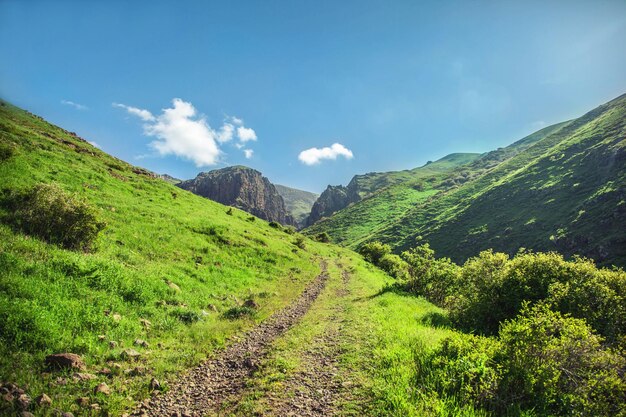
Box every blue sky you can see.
[1,0,625,192]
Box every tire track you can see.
[133,261,330,417]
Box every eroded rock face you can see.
[178,166,296,226]
[306,179,362,227]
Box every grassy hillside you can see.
[274,184,318,227]
[347,152,481,199]
[304,130,563,248]
[376,93,626,266]
[309,94,625,267]
[0,100,334,414]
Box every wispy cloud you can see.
[243,149,254,159]
[61,100,87,110]
[112,103,155,121]
[298,143,353,165]
[113,98,257,167]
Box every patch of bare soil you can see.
[132,261,329,417]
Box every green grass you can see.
[274,184,318,227]
[0,100,332,415]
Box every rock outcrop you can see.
[178,166,296,226]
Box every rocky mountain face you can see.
[178,166,296,226]
[305,182,360,227]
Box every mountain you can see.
[308,93,626,267]
[274,184,318,228]
[178,166,296,226]
[159,173,181,184]
[305,153,481,227]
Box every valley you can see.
[0,93,625,417]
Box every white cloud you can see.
[112,102,155,121]
[237,126,257,142]
[217,123,234,143]
[88,141,101,148]
[114,98,258,167]
[61,100,87,110]
[298,143,354,165]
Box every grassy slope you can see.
[377,93,626,266]
[0,101,334,415]
[305,154,481,246]
[274,184,318,227]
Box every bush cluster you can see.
[5,183,105,251]
[418,304,626,416]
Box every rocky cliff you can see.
[178,166,296,226]
[305,181,360,226]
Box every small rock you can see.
[243,298,259,309]
[76,397,90,407]
[54,377,68,386]
[139,318,152,328]
[62,413,75,417]
[2,392,13,403]
[94,382,111,396]
[149,377,161,390]
[207,304,218,312]
[121,349,141,360]
[99,367,112,376]
[35,393,52,407]
[109,340,119,348]
[16,393,31,410]
[134,339,149,348]
[97,335,106,341]
[166,280,181,292]
[45,353,86,371]
[90,403,101,410]
[72,372,97,382]
[20,412,35,417]
[112,313,122,322]
[182,411,192,417]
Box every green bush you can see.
[282,225,296,235]
[314,232,331,243]
[377,253,409,280]
[0,142,15,161]
[420,304,626,416]
[498,304,626,416]
[293,234,306,249]
[401,244,462,304]
[359,241,391,264]
[268,221,281,229]
[7,183,105,251]
[222,306,256,320]
[449,250,626,340]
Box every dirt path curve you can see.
[133,261,330,417]
[256,266,353,416]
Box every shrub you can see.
[359,241,391,264]
[401,244,462,304]
[498,304,626,416]
[377,253,409,279]
[268,221,281,229]
[171,309,201,324]
[282,225,296,235]
[314,232,331,243]
[0,142,15,161]
[420,304,626,416]
[247,215,256,222]
[293,234,306,250]
[7,183,105,251]
[222,306,256,320]
[226,207,233,215]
